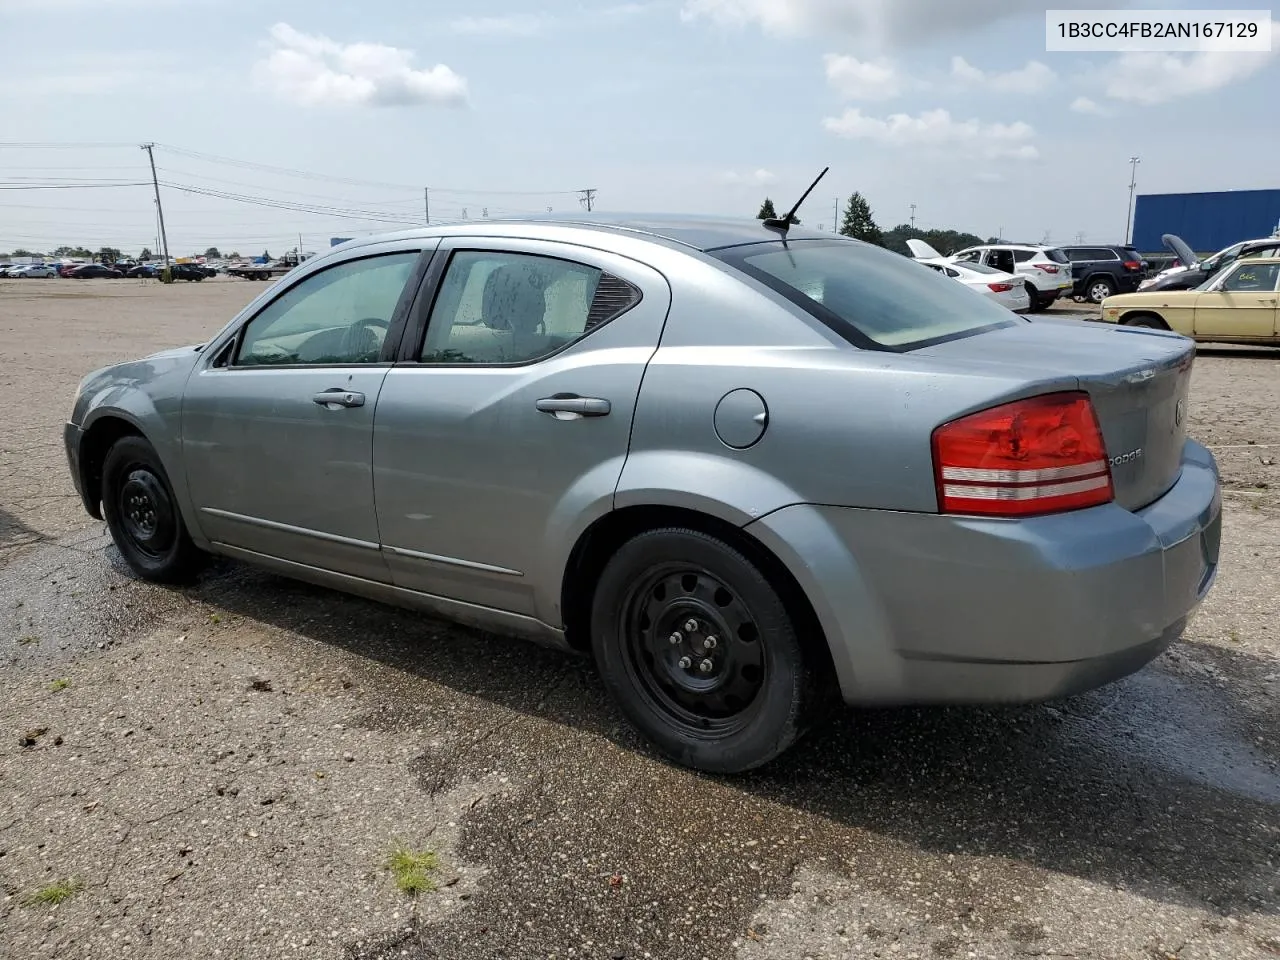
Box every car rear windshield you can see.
[1043,248,1070,264]
[713,239,1020,350]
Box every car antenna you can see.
[763,166,829,233]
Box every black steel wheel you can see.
[102,435,206,584]
[590,527,819,773]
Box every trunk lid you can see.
[915,318,1194,511]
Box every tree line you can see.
[756,194,990,256]
[1,246,246,262]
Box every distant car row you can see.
[905,238,1159,310]
[0,262,216,280]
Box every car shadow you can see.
[1196,345,1280,360]
[188,561,1280,922]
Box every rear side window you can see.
[1043,248,1070,264]
[1011,250,1034,263]
[419,250,639,365]
[715,239,1018,351]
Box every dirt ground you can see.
[1,277,1277,960]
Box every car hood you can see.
[1162,233,1199,267]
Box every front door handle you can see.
[1260,297,1278,305]
[535,395,611,419]
[312,388,365,409]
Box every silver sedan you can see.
[64,215,1222,773]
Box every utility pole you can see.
[424,187,430,225]
[833,197,839,233]
[909,203,917,230]
[579,188,597,212]
[1075,231,1085,244]
[1125,156,1141,246]
[140,142,171,271]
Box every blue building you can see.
[1132,189,1280,255]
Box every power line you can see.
[152,142,583,195]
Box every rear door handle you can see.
[312,389,365,409]
[535,395,611,419]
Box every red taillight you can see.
[1034,264,1060,274]
[1122,260,1142,271]
[987,282,1013,292]
[931,392,1114,517]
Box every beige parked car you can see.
[1100,257,1280,345]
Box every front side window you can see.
[419,251,637,365]
[236,252,418,366]
[1220,262,1280,292]
[716,239,1018,350]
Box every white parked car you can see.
[906,239,1030,312]
[948,244,1074,311]
[7,263,58,278]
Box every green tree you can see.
[204,247,222,259]
[52,246,75,257]
[97,247,122,264]
[11,248,39,257]
[756,198,777,220]
[139,247,153,260]
[839,192,884,246]
[881,224,984,258]
[228,251,240,259]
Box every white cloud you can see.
[255,23,467,108]
[1096,43,1275,105]
[449,14,544,36]
[1069,95,1111,116]
[681,0,1119,50]
[824,54,900,100]
[447,5,648,36]
[950,56,1056,93]
[720,168,778,186]
[823,107,1039,160]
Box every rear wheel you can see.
[590,527,818,774]
[102,436,206,584]
[1086,277,1115,303]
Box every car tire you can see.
[590,527,819,774]
[1086,277,1115,303]
[1122,313,1168,330]
[1024,283,1046,312]
[101,436,206,584]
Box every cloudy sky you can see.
[0,0,1275,255]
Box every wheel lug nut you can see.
[668,632,682,645]
[678,656,692,669]
[698,658,714,674]
[683,619,698,633]
[703,636,718,650]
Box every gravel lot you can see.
[1,277,1277,960]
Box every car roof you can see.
[332,213,834,255]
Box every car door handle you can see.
[535,395,611,418]
[312,389,365,408]
[1260,297,1278,305]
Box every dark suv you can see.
[1060,245,1147,303]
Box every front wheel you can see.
[102,436,206,584]
[590,528,819,774]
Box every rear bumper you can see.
[749,439,1221,705]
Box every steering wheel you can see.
[339,316,390,360]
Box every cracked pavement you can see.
[0,279,1277,959]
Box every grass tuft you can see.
[385,845,439,895]
[50,678,69,692]
[25,879,82,906]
